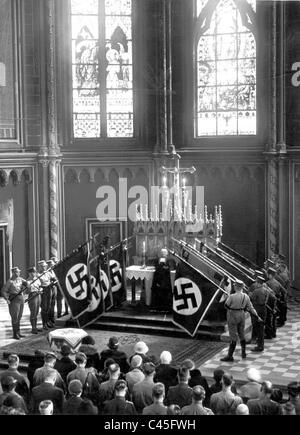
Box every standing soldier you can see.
[266,268,287,327]
[221,280,262,362]
[47,259,58,326]
[250,276,269,352]
[1,267,27,340]
[25,267,42,334]
[38,260,53,330]
[265,281,277,339]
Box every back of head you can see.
[39,400,53,415]
[108,363,120,377]
[75,352,87,365]
[152,382,165,399]
[1,375,17,392]
[213,369,224,383]
[114,380,128,396]
[160,351,172,365]
[178,367,190,383]
[144,362,156,377]
[222,373,233,388]
[104,357,116,369]
[287,382,300,398]
[282,402,296,415]
[261,381,273,396]
[131,355,142,369]
[81,335,95,346]
[68,379,83,396]
[7,354,19,368]
[181,359,195,371]
[236,404,249,415]
[192,385,205,402]
[270,389,283,404]
[60,345,71,357]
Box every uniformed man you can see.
[265,280,277,339]
[247,271,264,343]
[250,276,269,352]
[266,267,287,327]
[1,267,27,340]
[221,280,262,362]
[25,267,42,334]
[38,260,53,330]
[47,259,58,326]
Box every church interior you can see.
[0,0,300,417]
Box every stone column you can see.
[49,159,60,260]
[265,1,288,259]
[46,0,61,259]
[38,158,50,260]
[154,0,173,156]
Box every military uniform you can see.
[266,274,287,327]
[265,285,277,339]
[221,281,259,362]
[47,265,58,325]
[2,270,27,339]
[38,262,53,329]
[26,268,42,334]
[250,284,269,351]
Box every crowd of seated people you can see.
[0,334,299,416]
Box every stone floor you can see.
[200,296,300,388]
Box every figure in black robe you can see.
[150,249,174,312]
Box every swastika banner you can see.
[172,257,221,337]
[76,254,106,328]
[53,248,92,319]
[109,243,127,306]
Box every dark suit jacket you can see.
[30,382,65,414]
[102,397,137,415]
[154,364,178,394]
[189,369,211,406]
[166,383,193,408]
[54,357,77,383]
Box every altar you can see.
[126,265,176,306]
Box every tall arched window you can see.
[195,0,256,136]
[71,0,134,138]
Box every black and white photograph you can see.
[0,0,300,420]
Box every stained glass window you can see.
[196,0,256,136]
[0,0,17,140]
[71,0,133,138]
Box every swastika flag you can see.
[53,247,92,319]
[109,243,127,306]
[172,256,221,337]
[76,254,106,328]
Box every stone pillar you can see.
[265,1,288,259]
[154,0,173,156]
[49,159,60,260]
[46,0,61,259]
[38,158,50,260]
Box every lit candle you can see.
[145,204,148,221]
[142,240,146,254]
[163,176,167,187]
[182,178,186,188]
